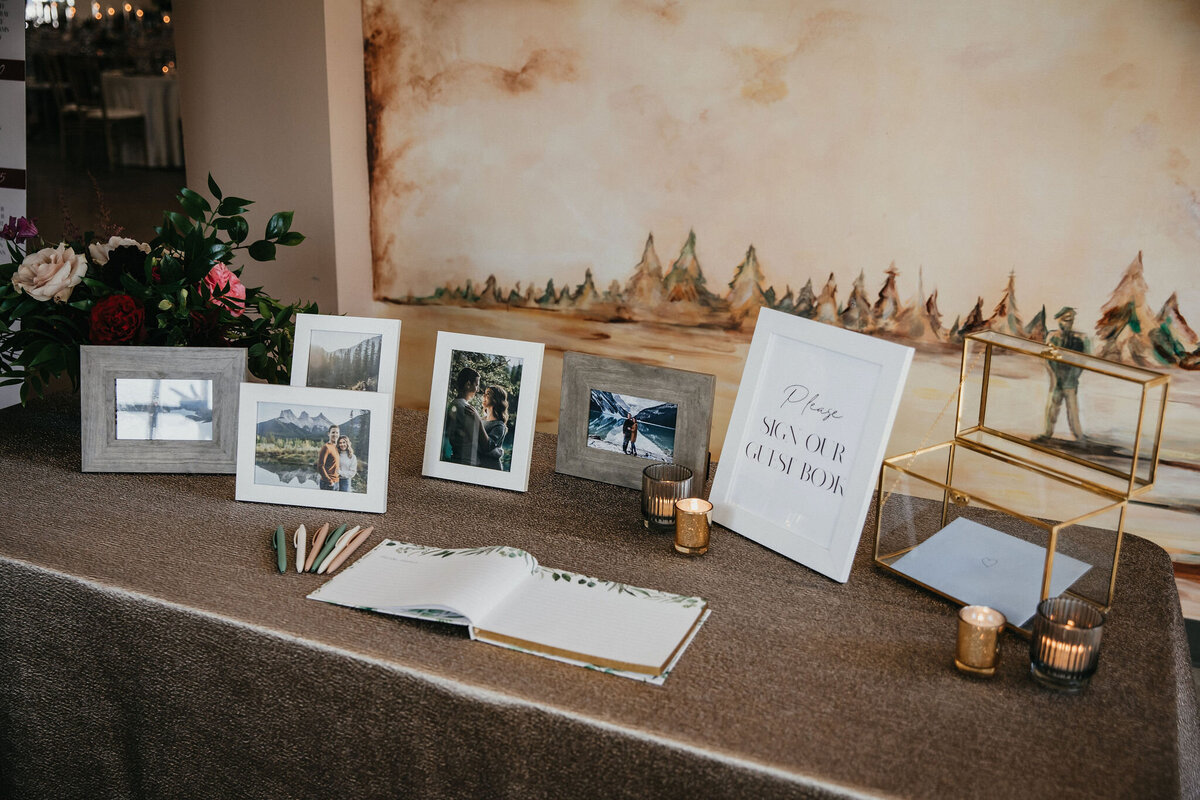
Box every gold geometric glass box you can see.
[874,331,1170,635]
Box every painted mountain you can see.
[396,231,1199,371]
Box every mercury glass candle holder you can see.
[955,605,1005,676]
[641,463,694,532]
[674,498,712,555]
[1030,596,1105,693]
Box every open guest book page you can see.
[308,540,710,684]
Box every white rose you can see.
[12,243,88,303]
[88,236,151,266]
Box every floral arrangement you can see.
[0,175,317,402]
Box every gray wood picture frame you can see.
[80,346,247,473]
[555,352,715,489]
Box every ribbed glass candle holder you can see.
[641,463,694,532]
[1029,596,1105,693]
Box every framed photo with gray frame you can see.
[80,345,247,473]
[555,352,715,490]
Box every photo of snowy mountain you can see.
[587,389,677,462]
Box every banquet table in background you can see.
[0,396,1196,799]
[101,71,184,168]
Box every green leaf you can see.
[178,188,211,219]
[247,240,276,262]
[209,241,232,262]
[27,344,60,368]
[265,211,293,239]
[228,216,250,244]
[11,298,40,318]
[166,211,194,234]
[68,300,92,311]
[216,197,253,216]
[277,231,305,247]
[207,174,223,201]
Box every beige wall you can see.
[174,0,371,315]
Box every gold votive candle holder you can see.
[1030,596,1105,693]
[955,605,1005,676]
[641,463,694,532]
[674,498,712,555]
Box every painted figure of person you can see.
[1039,306,1089,442]
[443,367,495,466]
[336,435,357,491]
[316,424,340,489]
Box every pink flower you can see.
[12,243,88,302]
[202,263,246,316]
[1,216,37,242]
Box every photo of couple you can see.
[313,424,363,491]
[253,402,371,494]
[441,349,524,472]
[587,389,677,462]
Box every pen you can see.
[308,523,348,573]
[271,525,287,573]
[293,524,307,573]
[317,525,368,574]
[303,522,331,572]
[323,526,374,574]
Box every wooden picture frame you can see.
[80,345,246,473]
[235,383,394,513]
[290,313,401,397]
[421,331,545,492]
[555,352,715,489]
[710,309,913,583]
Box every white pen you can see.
[294,524,307,573]
[317,525,361,574]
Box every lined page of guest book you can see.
[308,540,710,684]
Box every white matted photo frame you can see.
[556,352,715,489]
[290,313,401,396]
[710,309,913,583]
[81,345,246,473]
[422,331,545,492]
[235,383,394,513]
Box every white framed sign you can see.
[422,331,544,492]
[290,313,401,397]
[711,309,913,582]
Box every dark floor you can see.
[25,139,187,245]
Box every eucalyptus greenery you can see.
[0,175,318,403]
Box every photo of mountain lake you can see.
[115,378,214,441]
[588,390,677,461]
[254,402,371,493]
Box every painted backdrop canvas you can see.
[361,0,1200,582]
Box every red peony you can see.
[89,294,145,345]
[202,263,246,317]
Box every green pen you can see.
[309,523,348,573]
[271,525,287,573]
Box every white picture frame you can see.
[710,309,913,583]
[235,383,395,513]
[422,331,545,492]
[290,313,401,397]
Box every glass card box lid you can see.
[874,331,1169,633]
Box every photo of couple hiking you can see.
[441,350,524,472]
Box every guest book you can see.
[308,540,710,684]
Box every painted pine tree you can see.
[1095,252,1157,365]
[727,244,769,327]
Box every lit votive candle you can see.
[674,498,712,555]
[1030,596,1105,693]
[641,463,694,532]
[955,605,1006,676]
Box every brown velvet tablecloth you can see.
[0,396,1196,799]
